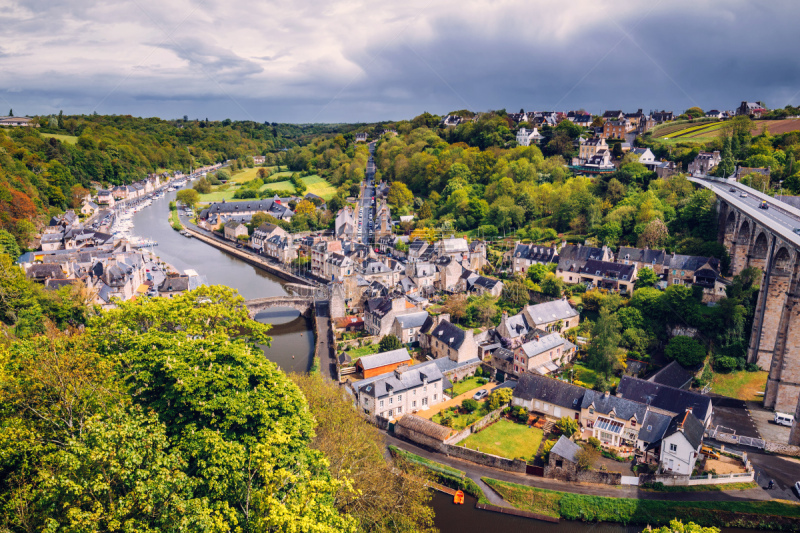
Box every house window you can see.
[397,406,402,414]
[398,394,402,401]
[433,394,437,400]
[669,443,677,452]
[363,398,368,405]
[631,419,636,427]
[412,401,416,408]
[387,409,392,417]
[379,400,384,408]
[535,401,541,409]
[422,397,428,406]
[589,408,594,414]
[555,459,563,468]
[389,397,393,404]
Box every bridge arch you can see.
[725,210,737,234]
[751,231,770,259]
[773,246,794,276]
[737,218,752,245]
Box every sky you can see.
[1,0,800,123]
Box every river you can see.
[132,190,764,533]
[128,189,315,373]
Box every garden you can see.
[446,375,489,396]
[432,398,490,430]
[460,419,544,460]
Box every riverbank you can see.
[483,478,800,530]
[183,226,311,286]
[169,203,183,230]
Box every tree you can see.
[665,336,706,367]
[638,218,669,248]
[527,263,551,283]
[488,388,513,410]
[502,280,530,308]
[175,188,200,208]
[387,182,413,209]
[443,294,468,324]
[635,266,659,287]
[0,229,21,258]
[295,199,316,216]
[685,107,704,119]
[291,374,435,533]
[587,306,621,377]
[717,135,736,177]
[575,446,599,471]
[8,109,12,116]
[556,416,578,437]
[461,398,480,413]
[540,273,565,298]
[379,334,402,352]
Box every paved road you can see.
[700,178,800,236]
[357,142,377,244]
[386,434,772,502]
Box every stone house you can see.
[616,246,667,272]
[392,311,429,344]
[616,376,713,428]
[251,223,287,252]
[436,256,465,293]
[263,234,297,264]
[663,254,720,288]
[96,190,115,207]
[580,390,650,448]
[602,120,632,140]
[558,244,613,271]
[427,318,478,363]
[224,220,248,242]
[510,243,558,274]
[545,436,582,479]
[323,253,353,281]
[523,299,580,333]
[512,373,585,421]
[687,151,721,177]
[516,127,543,146]
[311,240,343,277]
[364,296,418,336]
[512,332,576,376]
[496,311,534,349]
[558,259,637,293]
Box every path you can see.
[385,435,772,502]
[416,382,497,420]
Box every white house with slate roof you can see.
[199,198,294,227]
[523,299,579,332]
[616,376,713,427]
[351,360,446,421]
[496,310,534,348]
[659,410,705,475]
[516,127,544,146]
[510,242,558,274]
[512,373,585,421]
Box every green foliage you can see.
[379,334,402,352]
[461,398,480,413]
[556,416,578,437]
[488,387,513,410]
[587,306,621,376]
[665,336,706,367]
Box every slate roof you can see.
[26,263,65,280]
[617,376,712,423]
[525,300,579,326]
[649,361,695,390]
[582,389,647,422]
[395,311,429,330]
[353,359,444,399]
[513,373,586,411]
[512,243,558,263]
[499,313,532,339]
[550,436,581,463]
[666,410,705,450]
[365,297,393,317]
[430,320,467,350]
[520,333,573,359]
[637,410,674,444]
[557,245,608,271]
[579,259,636,280]
[159,276,190,292]
[203,199,293,219]
[473,276,502,291]
[617,247,667,266]
[395,414,452,441]
[666,254,719,272]
[357,348,412,371]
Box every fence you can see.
[706,426,764,449]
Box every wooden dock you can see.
[475,503,559,523]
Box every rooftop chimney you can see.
[604,390,610,398]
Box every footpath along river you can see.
[132,191,767,533]
[129,189,314,373]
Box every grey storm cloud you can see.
[1,0,799,122]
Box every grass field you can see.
[711,370,767,401]
[460,419,543,460]
[449,376,486,396]
[198,175,337,203]
[348,344,380,358]
[432,400,489,430]
[483,478,800,527]
[40,133,78,144]
[228,167,287,184]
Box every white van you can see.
[775,412,795,427]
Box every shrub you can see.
[488,388,513,411]
[556,416,578,437]
[575,447,599,471]
[462,399,479,413]
[379,334,402,352]
[665,336,706,368]
[514,406,528,423]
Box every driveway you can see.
[416,382,497,420]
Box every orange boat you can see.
[453,490,465,505]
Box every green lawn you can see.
[198,175,336,203]
[40,133,78,144]
[349,344,380,358]
[711,370,767,402]
[460,419,543,460]
[448,376,486,396]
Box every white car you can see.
[473,389,489,401]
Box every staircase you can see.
[541,419,555,433]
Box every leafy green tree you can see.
[617,307,645,330]
[0,229,21,258]
[387,182,413,210]
[685,107,704,119]
[379,334,402,352]
[502,280,530,308]
[587,306,621,376]
[461,398,479,413]
[540,273,565,298]
[176,188,200,208]
[527,263,551,283]
[665,336,706,367]
[488,388,513,411]
[556,416,578,437]
[635,266,659,287]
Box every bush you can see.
[488,388,513,411]
[461,398,479,413]
[556,416,578,437]
[513,406,528,423]
[379,334,402,352]
[476,377,488,385]
[587,437,601,449]
[575,447,599,471]
[665,336,706,368]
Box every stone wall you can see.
[764,441,800,457]
[443,359,481,382]
[544,452,621,485]
[441,443,527,473]
[668,325,700,339]
[393,424,444,450]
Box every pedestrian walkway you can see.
[415,382,497,420]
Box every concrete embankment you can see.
[183,227,312,286]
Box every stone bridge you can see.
[246,296,315,317]
[694,177,800,443]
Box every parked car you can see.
[473,389,489,401]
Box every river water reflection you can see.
[129,190,314,373]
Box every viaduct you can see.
[244,282,345,320]
[694,177,800,443]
